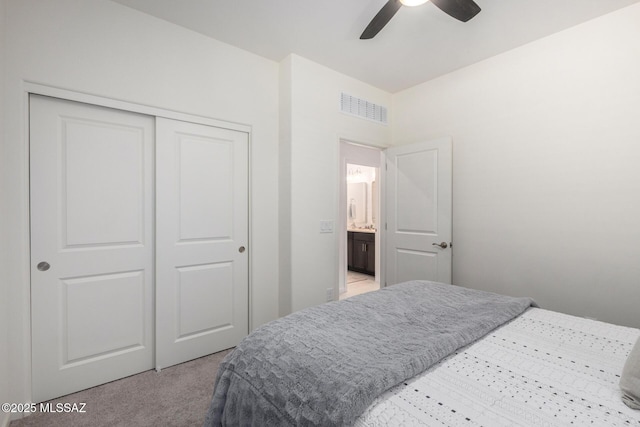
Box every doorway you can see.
[338,141,382,299]
[337,137,453,299]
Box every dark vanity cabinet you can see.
[347,231,375,276]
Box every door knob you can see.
[238,246,246,253]
[37,261,50,271]
[432,242,448,249]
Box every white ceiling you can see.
[112,0,639,93]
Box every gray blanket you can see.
[204,280,535,426]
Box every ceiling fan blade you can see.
[360,0,403,40]
[430,0,481,22]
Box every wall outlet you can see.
[326,287,334,302]
[319,220,334,233]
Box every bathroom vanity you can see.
[347,230,375,276]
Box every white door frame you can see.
[21,82,253,403]
[337,139,385,295]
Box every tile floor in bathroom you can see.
[340,271,379,300]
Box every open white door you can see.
[155,118,249,370]
[30,95,155,402]
[385,137,452,286]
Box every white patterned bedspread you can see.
[355,308,640,426]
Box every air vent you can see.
[340,92,388,125]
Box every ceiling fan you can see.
[360,0,481,39]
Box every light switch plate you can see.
[319,220,334,233]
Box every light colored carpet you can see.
[10,349,232,427]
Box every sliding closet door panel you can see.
[156,117,249,369]
[30,95,154,403]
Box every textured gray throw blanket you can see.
[204,280,536,426]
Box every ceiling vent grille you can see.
[340,92,388,125]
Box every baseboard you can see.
[0,411,10,427]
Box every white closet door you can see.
[155,118,249,369]
[30,95,154,403]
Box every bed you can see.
[203,280,640,426]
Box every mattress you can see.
[355,307,640,426]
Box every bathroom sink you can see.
[348,227,376,233]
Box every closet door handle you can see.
[239,246,246,253]
[432,242,448,249]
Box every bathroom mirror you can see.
[347,182,367,228]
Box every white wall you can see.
[339,142,383,293]
[280,55,391,312]
[278,56,293,316]
[0,1,10,424]
[393,3,640,328]
[2,0,279,406]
